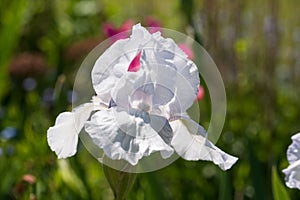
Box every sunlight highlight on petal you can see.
[170,118,238,170]
[47,103,96,158]
[47,112,78,159]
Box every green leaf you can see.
[272,166,290,200]
[57,159,88,199]
[248,144,267,199]
[0,0,29,99]
[218,170,232,200]
[103,164,137,200]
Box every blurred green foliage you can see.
[1,0,300,199]
[272,166,290,200]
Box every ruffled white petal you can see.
[140,31,199,111]
[111,69,156,113]
[286,132,300,164]
[92,24,199,109]
[283,132,300,189]
[84,108,174,165]
[283,160,300,189]
[47,112,79,158]
[111,59,199,119]
[47,103,95,158]
[170,117,238,170]
[92,24,151,103]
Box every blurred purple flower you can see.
[67,90,78,104]
[42,88,54,104]
[22,77,37,91]
[196,86,204,101]
[144,16,161,33]
[102,20,134,42]
[1,127,18,140]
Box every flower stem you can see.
[103,164,137,200]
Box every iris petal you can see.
[47,112,78,159]
[47,103,95,158]
[92,24,151,103]
[283,160,300,189]
[283,132,300,189]
[84,108,174,165]
[92,24,198,107]
[111,61,199,119]
[287,133,300,164]
[170,116,238,170]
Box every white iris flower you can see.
[47,24,238,170]
[283,132,300,189]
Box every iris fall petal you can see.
[85,108,174,165]
[170,116,238,170]
[47,103,95,158]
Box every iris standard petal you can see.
[141,32,199,100]
[84,108,174,165]
[170,117,238,170]
[47,103,95,158]
[111,59,199,119]
[92,24,199,108]
[92,24,151,103]
[111,69,159,113]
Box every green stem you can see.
[103,164,137,200]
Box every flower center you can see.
[129,108,150,124]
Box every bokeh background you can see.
[1,0,300,199]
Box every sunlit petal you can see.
[283,160,300,189]
[111,60,199,119]
[287,133,300,164]
[92,24,151,103]
[92,24,199,108]
[283,132,300,189]
[85,108,174,165]
[47,103,95,158]
[170,117,238,170]
[47,112,79,159]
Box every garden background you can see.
[1,0,300,199]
